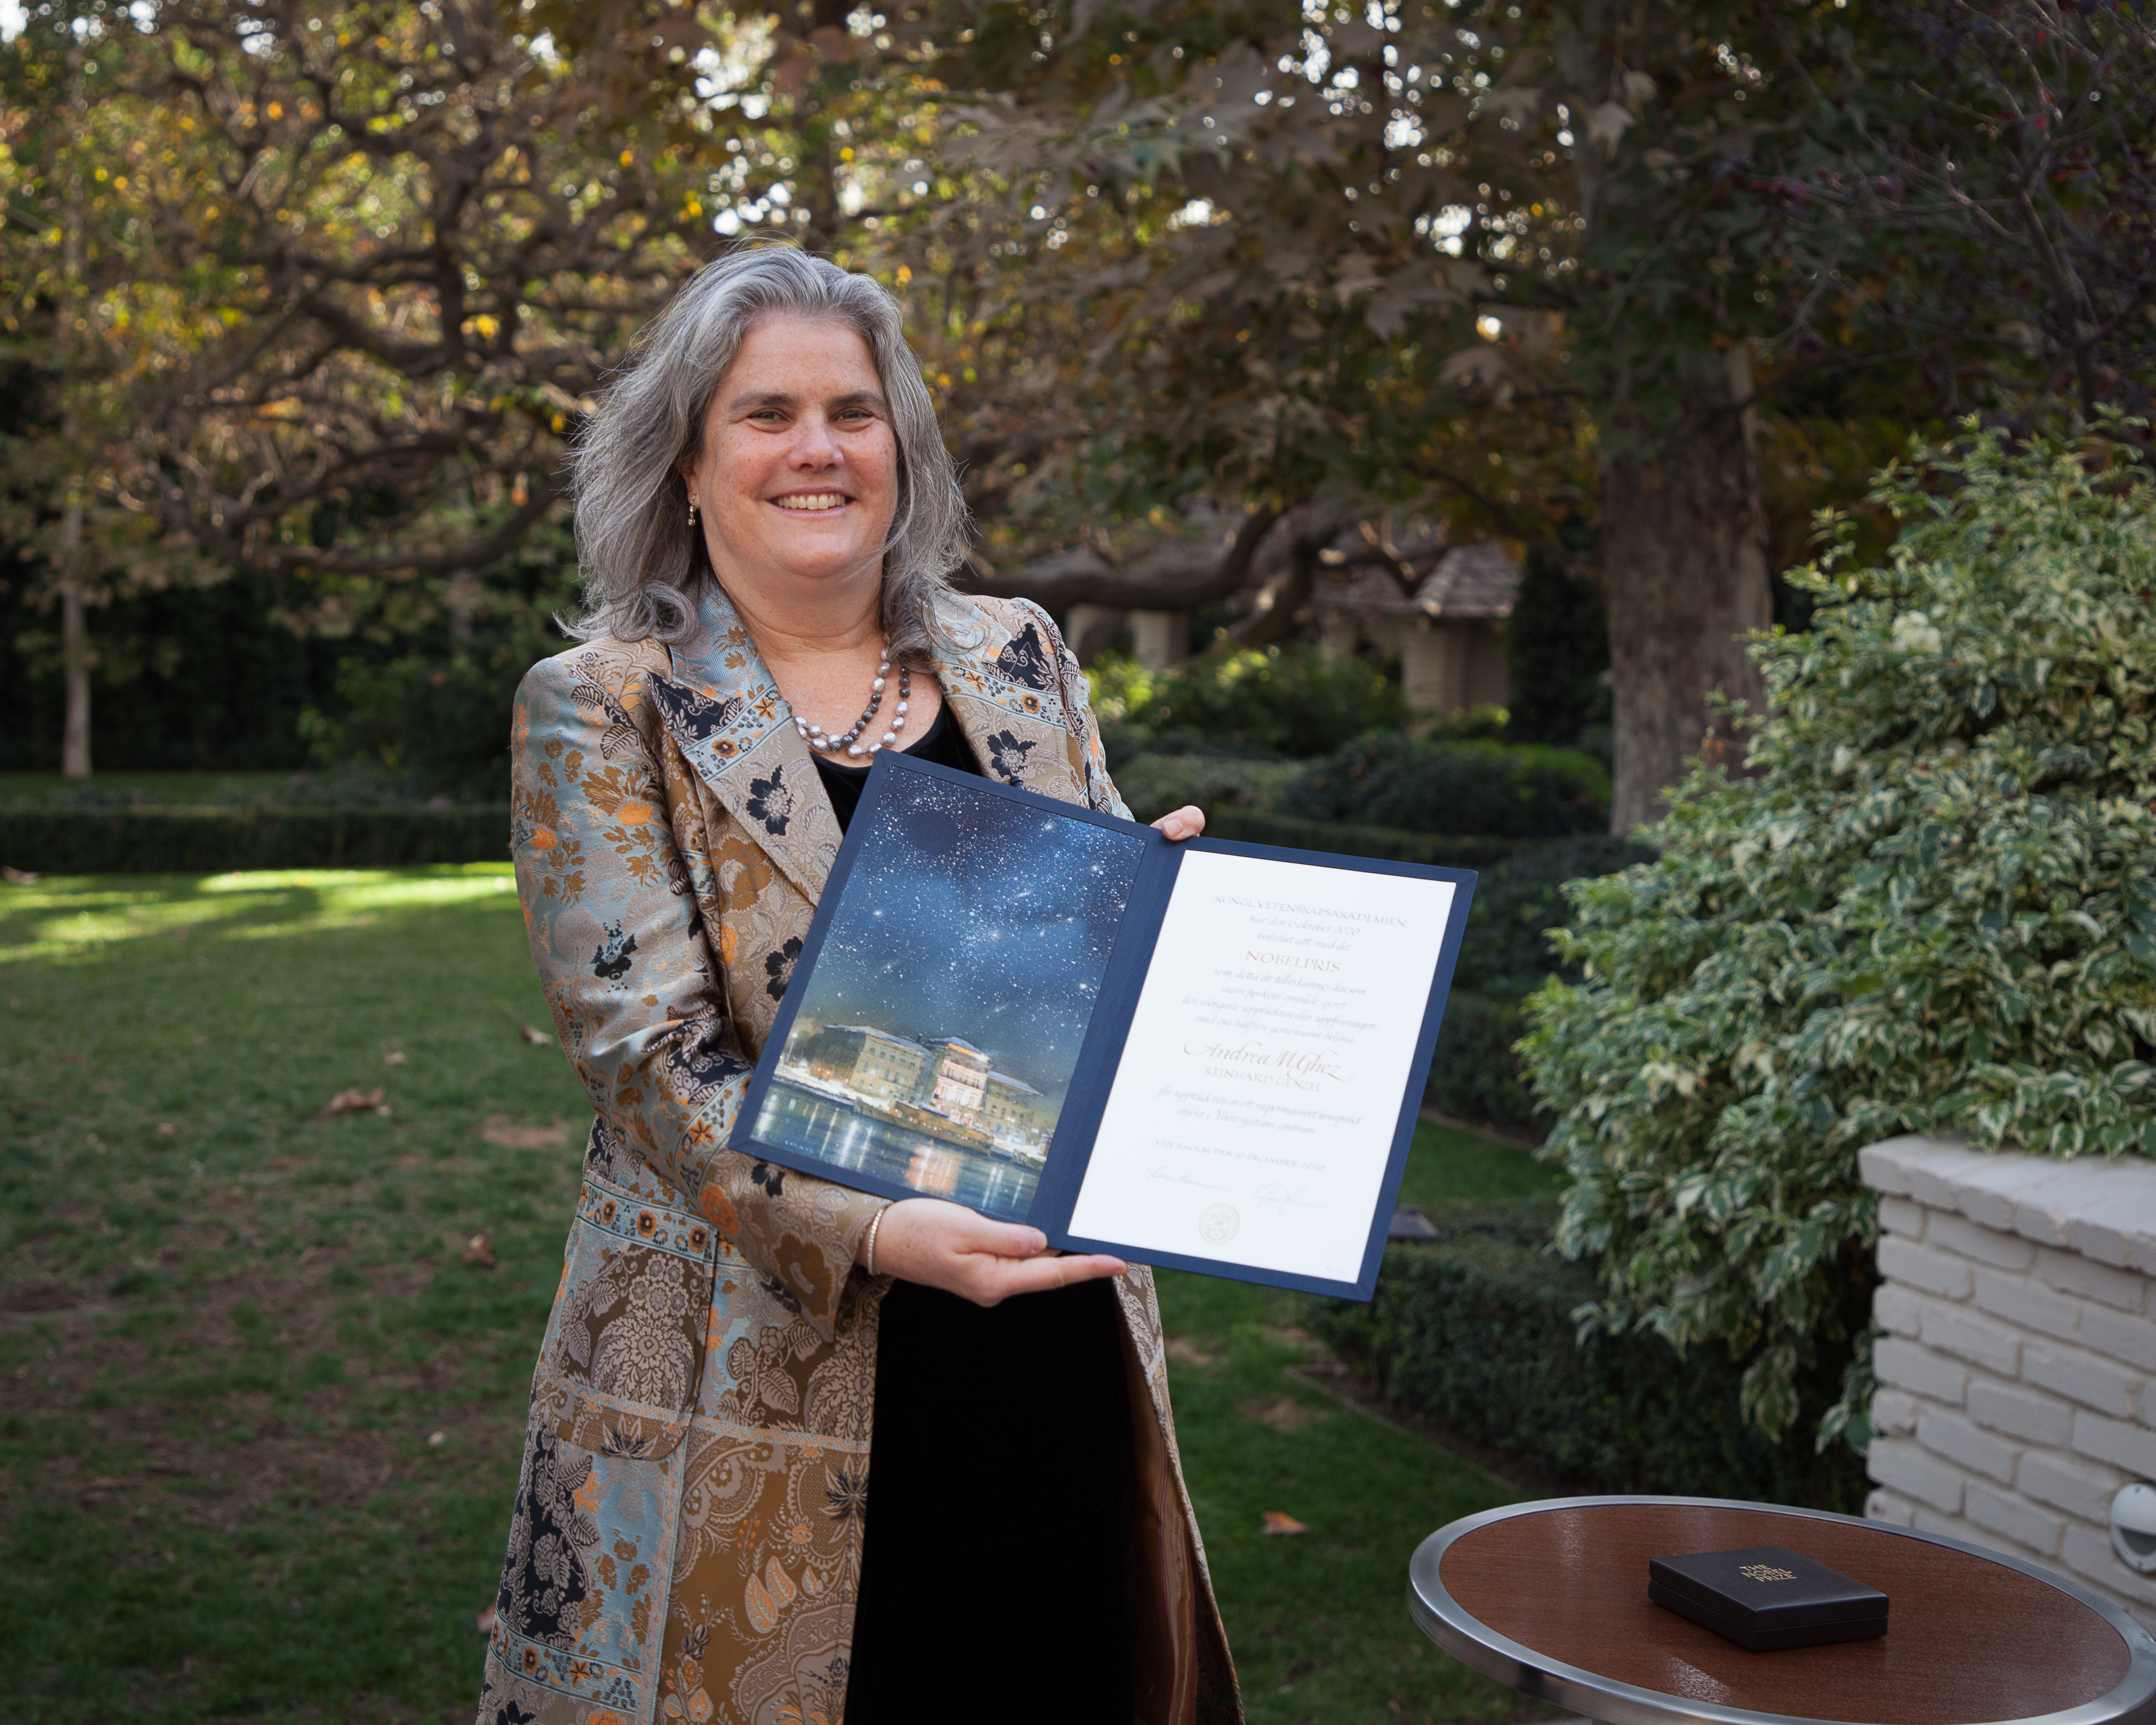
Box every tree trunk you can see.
[57,49,92,782]
[59,494,91,780]
[1598,345,1773,836]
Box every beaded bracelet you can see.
[863,1209,886,1277]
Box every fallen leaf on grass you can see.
[517,1023,553,1047]
[1240,1396,1324,1432]
[2,866,40,885]
[1259,1511,1307,1537]
[381,1048,407,1066]
[154,1123,176,1138]
[1164,1336,1218,1367]
[461,1232,497,1269]
[478,1113,572,1150]
[475,1602,498,1635]
[315,1087,390,1120]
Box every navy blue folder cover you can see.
[732,749,1475,1303]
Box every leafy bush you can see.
[1113,753,1295,824]
[1306,1202,1866,1509]
[298,546,580,800]
[1428,837,1658,1132]
[1274,732,1609,838]
[1090,645,1410,759]
[1202,810,1528,869]
[301,646,542,802]
[1523,428,2156,1442]
[1458,836,1664,999]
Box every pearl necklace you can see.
[793,651,912,759]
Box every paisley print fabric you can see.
[478,586,1236,1725]
[742,766,797,837]
[557,1247,705,1410]
[982,727,1037,785]
[993,620,1057,690]
[761,936,802,1003]
[648,678,744,744]
[498,1422,600,1651]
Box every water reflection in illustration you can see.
[755,1081,1039,1220]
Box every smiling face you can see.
[683,314,900,605]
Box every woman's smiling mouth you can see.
[772,491,850,511]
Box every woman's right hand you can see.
[865,1197,1127,1307]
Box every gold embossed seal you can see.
[1199,1203,1241,1245]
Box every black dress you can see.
[811,704,1138,1721]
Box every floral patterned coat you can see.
[476,584,1242,1725]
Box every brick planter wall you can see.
[1860,1134,2156,1625]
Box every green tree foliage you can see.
[0,0,946,765]
[901,0,2156,824]
[1522,427,2156,1438]
[0,0,945,581]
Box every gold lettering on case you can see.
[1738,1564,1799,1582]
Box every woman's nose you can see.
[788,414,843,467]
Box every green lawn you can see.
[0,868,1561,1724]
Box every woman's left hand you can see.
[1153,805,1206,842]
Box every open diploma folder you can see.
[735,752,1476,1301]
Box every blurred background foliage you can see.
[3,0,2156,1480]
[6,0,2152,819]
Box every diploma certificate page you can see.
[1066,848,1457,1284]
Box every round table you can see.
[1409,1496,2156,1725]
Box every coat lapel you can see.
[653,586,843,905]
[652,587,1095,908]
[931,594,1091,804]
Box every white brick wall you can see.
[1862,1135,2156,1627]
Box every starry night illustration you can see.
[749,767,1145,1220]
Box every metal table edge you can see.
[1407,1494,2156,1725]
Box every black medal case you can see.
[1648,1544,1889,1653]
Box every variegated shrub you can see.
[1522,427,2156,1443]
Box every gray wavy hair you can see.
[563,246,967,662]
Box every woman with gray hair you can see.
[476,245,1241,1725]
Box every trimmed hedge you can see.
[1307,1201,1868,1510]
[1206,809,1529,870]
[1424,992,1534,1130]
[1278,733,1610,839]
[1113,752,1294,826]
[1428,836,1661,1132]
[0,806,510,873]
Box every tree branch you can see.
[960,501,1283,610]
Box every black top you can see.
[816,697,1137,1721]
[807,698,976,830]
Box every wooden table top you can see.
[1411,1497,2156,1725]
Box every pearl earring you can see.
[687,501,699,527]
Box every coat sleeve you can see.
[1018,598,1134,821]
[510,649,880,1337]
